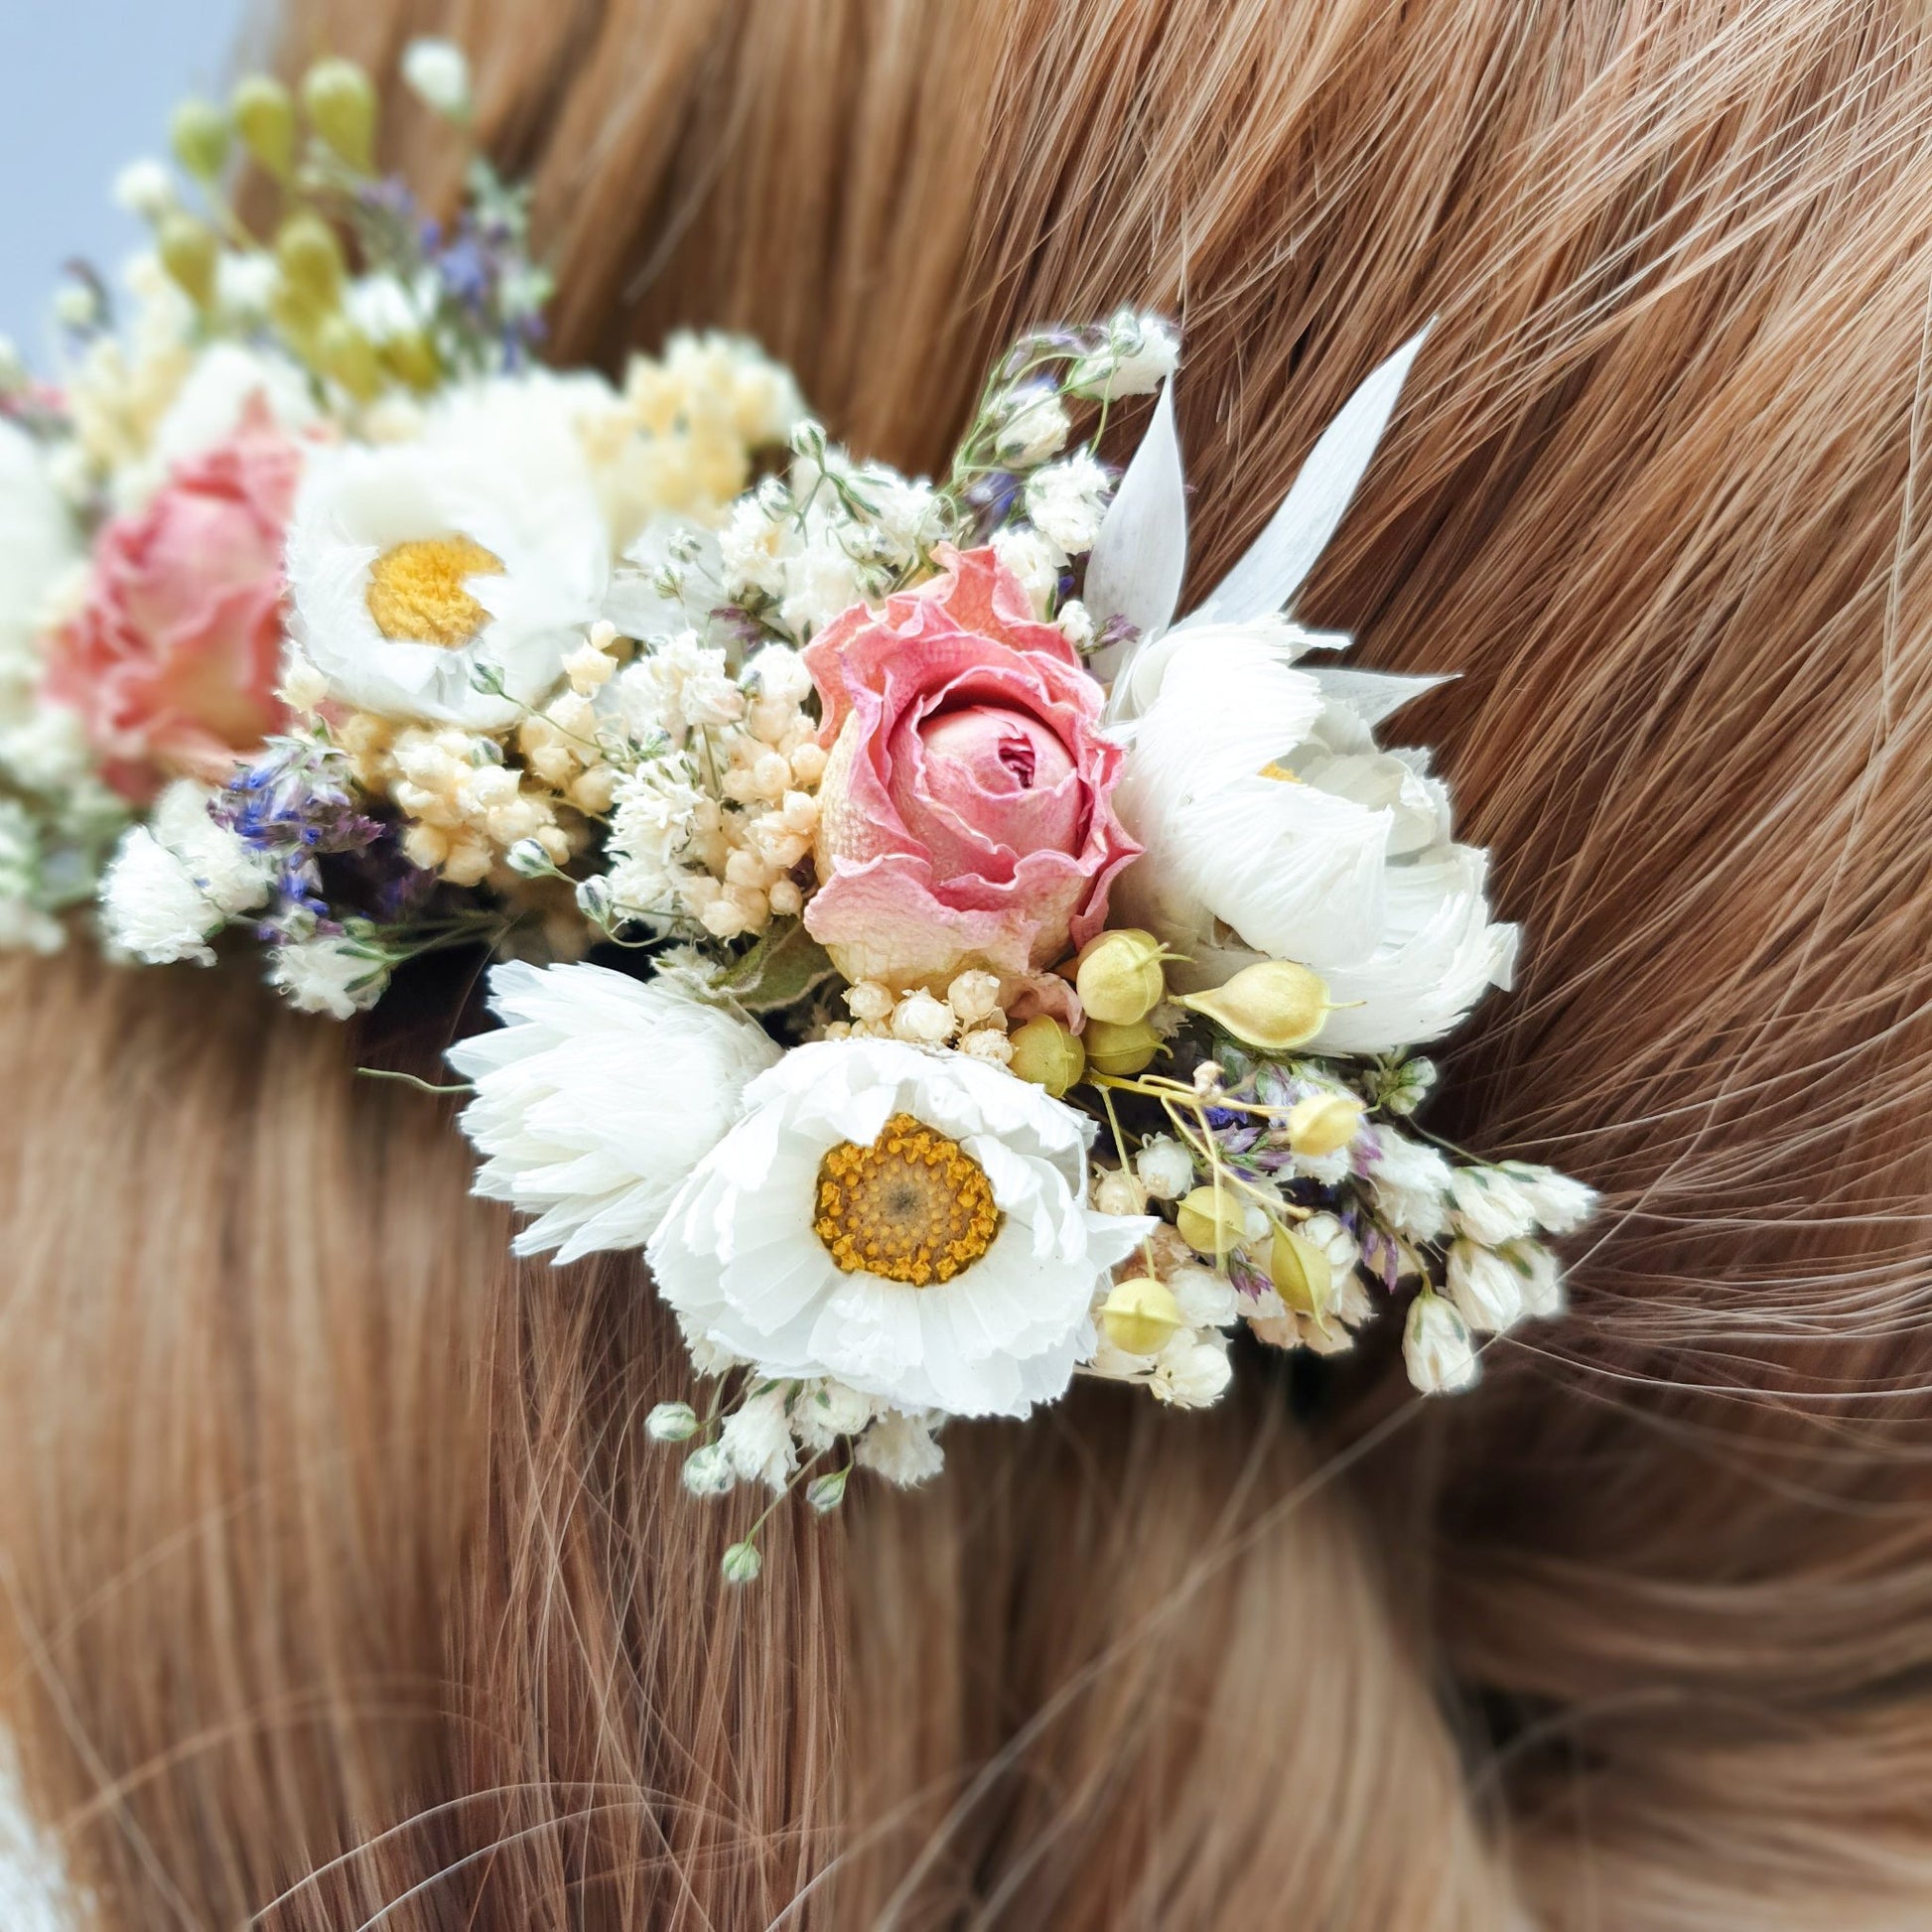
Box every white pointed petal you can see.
[1310,665,1449,729]
[1085,381,1187,658]
[1188,325,1431,627]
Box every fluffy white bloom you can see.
[1133,1135,1195,1201]
[681,1442,737,1496]
[215,251,279,327]
[147,344,316,480]
[1363,1127,1453,1242]
[1068,311,1180,399]
[287,378,613,727]
[1109,621,1517,1052]
[1446,1238,1527,1333]
[990,525,1063,617]
[97,780,272,965]
[1503,1163,1598,1235]
[1500,1238,1565,1318]
[854,1410,945,1485]
[719,1388,798,1490]
[1170,1263,1240,1328]
[346,272,434,346]
[401,37,472,117]
[0,421,78,691]
[793,1378,877,1452]
[1448,1167,1536,1246]
[994,390,1070,468]
[268,935,390,1019]
[449,960,782,1263]
[112,159,176,219]
[1151,1329,1232,1408]
[649,1037,1151,1418]
[1025,453,1111,554]
[1403,1294,1479,1395]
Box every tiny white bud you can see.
[1134,1136,1195,1201]
[506,838,554,878]
[645,1401,700,1443]
[575,875,615,922]
[400,38,473,119]
[112,158,178,220]
[681,1443,737,1496]
[720,1540,763,1585]
[806,1468,849,1514]
[1403,1293,1480,1396]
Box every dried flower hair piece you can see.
[0,41,1593,1581]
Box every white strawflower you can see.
[1403,1294,1479,1395]
[1024,452,1111,554]
[719,1388,798,1490]
[1363,1126,1453,1242]
[1446,1239,1527,1334]
[268,935,390,1019]
[287,378,613,727]
[1448,1167,1536,1246]
[649,1037,1151,1418]
[111,159,176,220]
[401,38,473,118]
[854,1410,945,1486]
[1135,1135,1194,1201]
[448,960,782,1264]
[1110,621,1517,1052]
[1502,1163,1598,1235]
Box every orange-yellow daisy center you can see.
[365,534,503,647]
[813,1112,1002,1287]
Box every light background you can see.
[0,0,253,352]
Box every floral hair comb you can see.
[1,43,1592,1580]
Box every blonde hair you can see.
[5,0,1932,1923]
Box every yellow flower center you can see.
[813,1112,1002,1287]
[1258,759,1301,782]
[365,535,504,647]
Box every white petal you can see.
[1085,381,1187,659]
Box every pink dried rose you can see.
[45,398,300,802]
[802,544,1139,988]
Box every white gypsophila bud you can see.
[1498,1237,1565,1318]
[1403,1293,1479,1396]
[401,38,473,118]
[1057,598,1096,653]
[1068,309,1180,399]
[681,1442,737,1497]
[959,1028,1014,1065]
[721,1540,763,1585]
[1135,1136,1195,1201]
[113,158,178,220]
[506,838,553,878]
[1151,1331,1233,1409]
[745,643,813,708]
[1448,1166,1537,1246]
[1446,1238,1527,1334]
[890,988,956,1044]
[575,874,615,923]
[645,1401,700,1443]
[843,980,894,1025]
[945,969,1003,1026]
[988,525,1062,619]
[1501,1163,1598,1236]
[1091,1167,1147,1217]
[806,1468,849,1514]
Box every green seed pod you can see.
[302,57,378,173]
[1268,1225,1332,1316]
[1008,1015,1085,1097]
[1073,926,1168,1027]
[275,211,345,307]
[1099,1276,1183,1356]
[1284,1092,1365,1158]
[1177,959,1329,1052]
[1080,1016,1162,1077]
[169,97,231,183]
[1174,1185,1248,1258]
[232,75,296,180]
[317,316,383,401]
[157,213,219,309]
[378,327,441,391]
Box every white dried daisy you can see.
[449,960,782,1264]
[648,1037,1152,1419]
[286,379,612,728]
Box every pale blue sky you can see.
[0,0,252,354]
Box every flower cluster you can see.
[10,50,1597,1582]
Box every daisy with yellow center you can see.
[365,534,503,647]
[650,1036,1150,1418]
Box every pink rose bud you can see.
[803,545,1139,987]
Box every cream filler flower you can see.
[286,380,614,729]
[648,1038,1153,1419]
